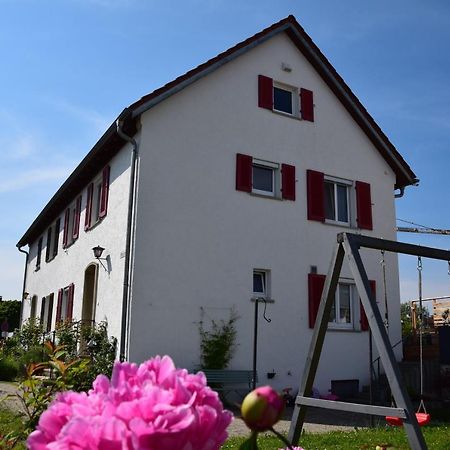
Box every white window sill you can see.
[324,219,352,228]
[251,297,275,304]
[272,109,301,120]
[250,192,282,201]
[327,325,358,332]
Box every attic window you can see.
[273,85,294,115]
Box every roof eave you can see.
[17,109,137,248]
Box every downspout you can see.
[17,246,29,328]
[116,116,139,362]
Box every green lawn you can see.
[0,408,26,449]
[1,406,449,449]
[224,426,450,449]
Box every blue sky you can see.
[1,0,450,305]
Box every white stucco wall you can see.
[22,144,133,350]
[128,32,403,394]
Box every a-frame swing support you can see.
[288,232,450,450]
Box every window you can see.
[307,169,373,230]
[273,84,294,115]
[308,272,374,331]
[252,159,278,196]
[36,237,43,271]
[40,293,54,332]
[236,154,296,200]
[45,227,52,262]
[329,282,355,329]
[45,218,60,262]
[56,284,74,323]
[63,196,82,248]
[85,165,110,230]
[324,177,351,225]
[258,75,314,122]
[30,295,38,319]
[253,271,267,297]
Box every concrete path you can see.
[227,406,376,436]
[0,381,24,414]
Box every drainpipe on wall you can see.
[17,246,29,328]
[116,115,139,362]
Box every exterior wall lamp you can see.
[92,245,109,272]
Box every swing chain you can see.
[447,260,450,276]
[417,256,423,272]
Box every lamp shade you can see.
[92,245,105,259]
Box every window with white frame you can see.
[40,293,54,332]
[273,82,297,116]
[61,286,70,320]
[252,159,279,197]
[329,281,355,329]
[35,237,43,271]
[30,295,38,320]
[91,178,103,225]
[63,196,81,248]
[45,218,60,262]
[253,270,270,299]
[324,176,352,225]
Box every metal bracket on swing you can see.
[288,232,450,450]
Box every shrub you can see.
[0,357,19,381]
[2,318,45,359]
[17,346,49,376]
[199,307,238,369]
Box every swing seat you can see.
[385,412,430,427]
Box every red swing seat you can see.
[385,412,430,427]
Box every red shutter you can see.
[99,166,110,219]
[63,208,70,248]
[308,273,326,328]
[67,284,74,321]
[300,88,314,122]
[356,181,373,230]
[236,153,252,192]
[72,196,82,240]
[258,75,273,110]
[307,170,325,221]
[40,298,45,325]
[47,294,54,332]
[281,164,296,201]
[360,280,376,331]
[85,183,94,231]
[56,289,63,324]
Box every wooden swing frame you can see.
[288,232,450,450]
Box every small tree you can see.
[199,307,238,370]
[0,300,21,332]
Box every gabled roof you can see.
[17,15,417,248]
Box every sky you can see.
[1,0,450,306]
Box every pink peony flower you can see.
[240,385,284,431]
[28,355,233,449]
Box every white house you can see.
[18,16,417,394]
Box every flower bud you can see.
[241,385,284,431]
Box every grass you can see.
[0,408,26,449]
[1,405,449,449]
[223,426,450,449]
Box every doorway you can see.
[82,263,98,326]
